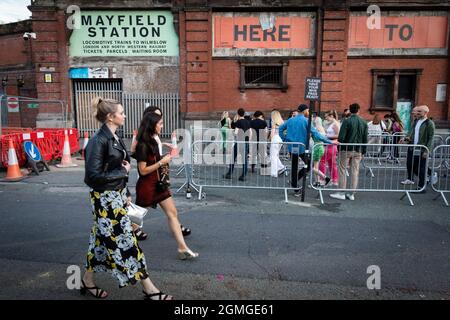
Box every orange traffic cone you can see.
[6,139,24,181]
[56,130,78,168]
[77,132,89,160]
[130,130,138,153]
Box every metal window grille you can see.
[245,66,282,85]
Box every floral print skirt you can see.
[86,188,149,288]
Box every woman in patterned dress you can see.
[82,97,172,300]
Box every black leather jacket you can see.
[84,124,130,193]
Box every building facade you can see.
[0,0,449,132]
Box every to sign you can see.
[7,97,19,113]
[304,77,321,101]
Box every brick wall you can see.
[345,58,449,121]
[211,59,315,114]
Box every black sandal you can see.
[181,225,191,237]
[134,228,148,241]
[80,280,108,299]
[143,291,173,300]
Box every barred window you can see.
[245,66,282,85]
[239,62,288,92]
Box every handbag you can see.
[127,202,148,227]
[155,156,171,192]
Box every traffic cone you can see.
[6,139,24,181]
[130,130,138,153]
[56,130,78,168]
[77,132,89,160]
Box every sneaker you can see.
[293,188,302,197]
[224,173,232,179]
[330,192,346,200]
[238,175,246,181]
[345,193,355,201]
[324,176,331,186]
[400,179,415,185]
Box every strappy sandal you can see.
[180,225,191,237]
[80,280,108,299]
[134,228,148,241]
[143,291,173,300]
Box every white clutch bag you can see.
[127,203,148,227]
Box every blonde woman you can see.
[83,97,172,300]
[269,110,286,177]
[219,111,232,150]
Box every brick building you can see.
[0,0,449,132]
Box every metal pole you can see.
[301,100,314,202]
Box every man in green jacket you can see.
[400,105,435,192]
[330,103,368,201]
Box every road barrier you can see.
[310,143,429,206]
[190,140,304,203]
[431,145,450,206]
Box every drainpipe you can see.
[315,7,324,114]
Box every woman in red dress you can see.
[135,112,199,260]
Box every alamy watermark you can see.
[366,265,381,290]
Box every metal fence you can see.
[310,143,429,206]
[431,145,450,206]
[0,95,67,135]
[74,86,180,138]
[190,139,303,203]
[122,93,180,138]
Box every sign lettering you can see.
[304,77,322,101]
[69,11,179,57]
[214,15,312,50]
[349,15,448,50]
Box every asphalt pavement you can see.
[0,157,449,300]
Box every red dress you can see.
[135,143,171,208]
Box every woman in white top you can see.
[269,110,286,177]
[367,114,387,154]
[319,110,340,186]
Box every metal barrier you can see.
[0,95,68,135]
[310,143,429,206]
[431,145,450,206]
[446,136,450,145]
[190,140,304,203]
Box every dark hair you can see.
[143,106,162,117]
[136,112,163,155]
[349,103,360,114]
[91,97,121,123]
[237,108,245,117]
[253,110,264,118]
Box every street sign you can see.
[22,141,49,175]
[304,77,322,101]
[24,141,42,162]
[7,97,19,113]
